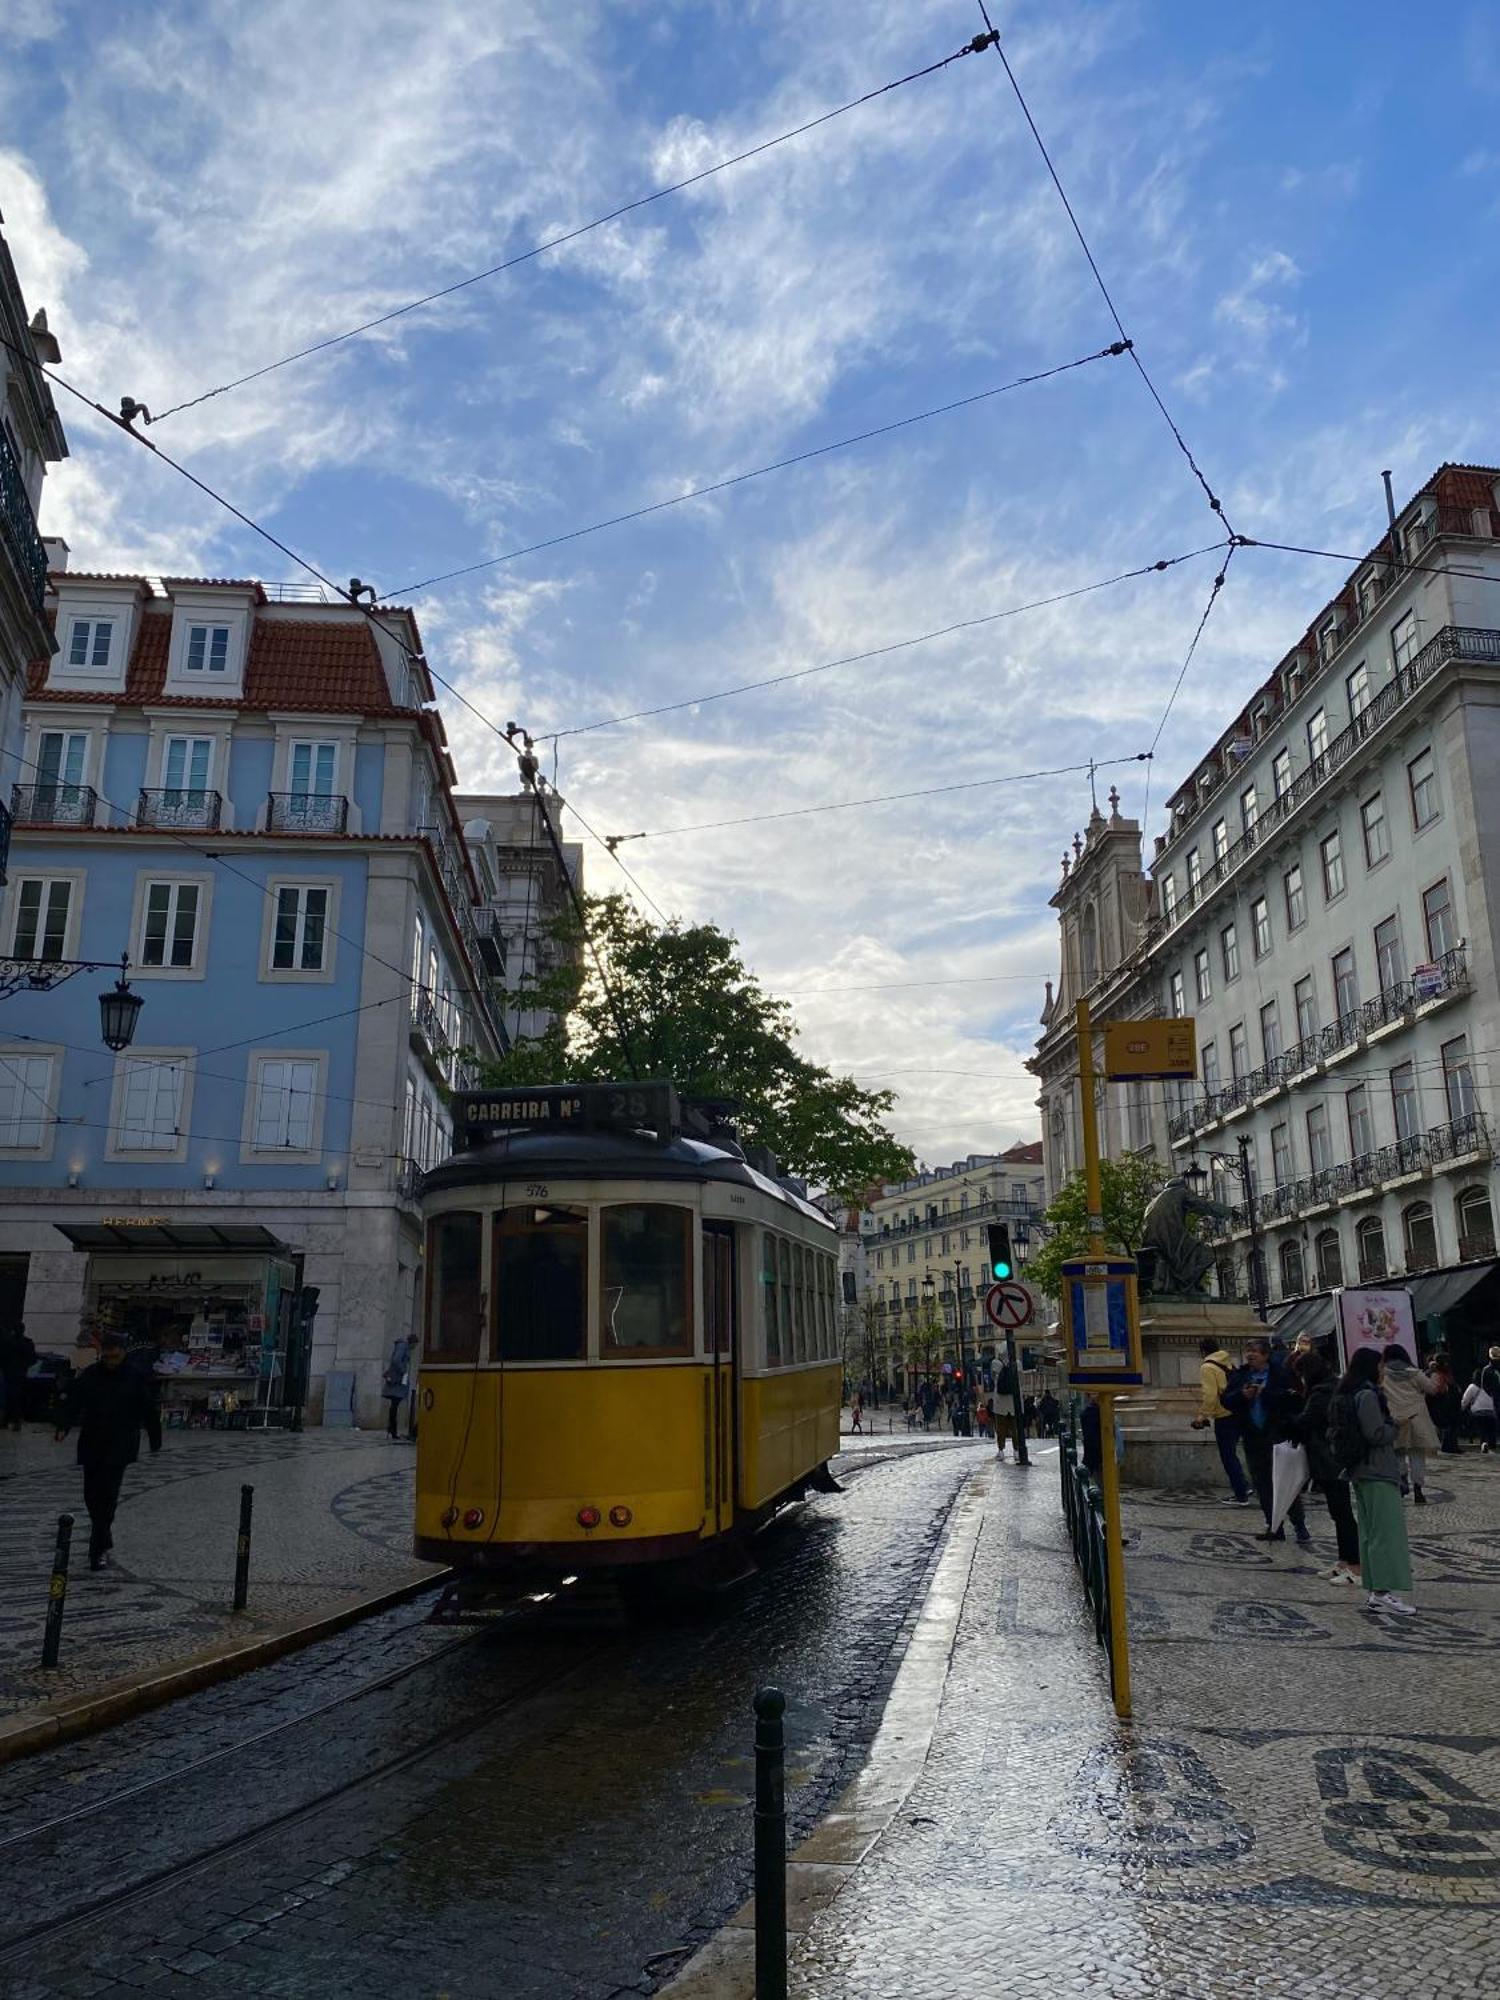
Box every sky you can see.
[2,0,1498,1168]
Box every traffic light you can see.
[986,1222,1013,1282]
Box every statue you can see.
[1138,1175,1236,1296]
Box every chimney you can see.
[42,536,69,574]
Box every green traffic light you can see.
[993,1259,1012,1280]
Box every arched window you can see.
[1315,1228,1343,1289]
[1456,1185,1495,1259]
[1356,1216,1387,1284]
[1403,1202,1438,1272]
[1050,1104,1069,1180]
[1278,1239,1305,1298]
[1081,905,1099,989]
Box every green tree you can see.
[481,894,915,1201]
[1025,1153,1169,1301]
[901,1301,946,1383]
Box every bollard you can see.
[232,1483,254,1612]
[753,1686,788,2000]
[40,1513,74,1670]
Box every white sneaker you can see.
[1376,1593,1417,1616]
[1325,1567,1357,1586]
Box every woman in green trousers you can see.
[1340,1346,1415,1617]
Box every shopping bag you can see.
[1269,1439,1311,1532]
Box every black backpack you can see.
[1327,1389,1368,1477]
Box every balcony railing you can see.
[471,902,507,974]
[267,791,349,833]
[1157,627,1500,930]
[0,422,47,613]
[396,1156,424,1201]
[1169,947,1470,1140]
[136,787,223,831]
[410,990,451,1060]
[1257,1113,1490,1223]
[877,1195,1041,1240]
[11,783,96,827]
[1459,1229,1497,1264]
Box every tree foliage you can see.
[1025,1153,1169,1301]
[481,894,915,1201]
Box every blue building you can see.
[0,559,512,1425]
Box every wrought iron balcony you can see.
[0,422,47,613]
[396,1156,424,1202]
[267,791,349,834]
[472,903,507,974]
[11,782,97,827]
[410,989,451,1060]
[1256,1112,1490,1223]
[136,787,223,831]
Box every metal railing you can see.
[1059,1407,1112,1665]
[136,787,223,831]
[0,422,47,612]
[396,1156,424,1201]
[11,783,96,827]
[877,1195,1041,1240]
[1256,1112,1490,1223]
[267,791,349,833]
[411,989,451,1059]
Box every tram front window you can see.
[493,1206,587,1361]
[603,1204,693,1355]
[426,1211,482,1362]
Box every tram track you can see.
[0,1583,608,1964]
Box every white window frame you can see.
[128,871,214,980]
[64,617,115,673]
[162,734,214,793]
[240,1049,328,1163]
[106,1049,195,1164]
[0,1047,60,1158]
[1408,747,1440,830]
[259,875,341,984]
[185,623,232,675]
[6,870,84,961]
[164,606,249,694]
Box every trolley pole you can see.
[40,1513,74,1670]
[1076,998,1132,1721]
[233,1484,254,1612]
[753,1686,788,2000]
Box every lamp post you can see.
[1,951,144,1050]
[1187,1141,1267,1322]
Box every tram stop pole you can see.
[753,1686,788,2000]
[233,1484,254,1612]
[1076,998,1132,1721]
[40,1513,74,1670]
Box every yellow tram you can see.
[414,1081,842,1589]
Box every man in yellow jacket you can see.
[1191,1337,1252,1504]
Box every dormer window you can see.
[66,619,114,670]
[186,624,231,673]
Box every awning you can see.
[1272,1293,1336,1343]
[1409,1262,1498,1323]
[54,1222,287,1253]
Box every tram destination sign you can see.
[456,1081,680,1146]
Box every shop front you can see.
[56,1219,300,1429]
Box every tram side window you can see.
[781,1238,800,1363]
[602,1204,693,1355]
[425,1211,483,1363]
[818,1256,832,1357]
[763,1232,782,1367]
[493,1205,587,1361]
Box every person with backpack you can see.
[1221,1337,1311,1544]
[1190,1337,1252,1505]
[381,1338,411,1440]
[1332,1346,1416,1616]
[1293,1348,1359,1585]
[1379,1344,1439,1503]
[1463,1362,1499,1453]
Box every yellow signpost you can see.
[1102,1016,1197,1081]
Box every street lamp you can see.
[1186,1139,1267,1322]
[98,957,145,1052]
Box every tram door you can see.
[703,1225,736,1534]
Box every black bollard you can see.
[753,1686,788,2000]
[40,1513,74,1670]
[232,1484,254,1612]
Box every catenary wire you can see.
[148,33,998,423]
[547,540,1230,740]
[970,1,1233,537]
[1139,544,1236,835]
[386,343,1128,598]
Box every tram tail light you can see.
[576,1506,602,1529]
[608,1505,633,1528]
[462,1507,485,1530]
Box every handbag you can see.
[1269,1439,1312,1532]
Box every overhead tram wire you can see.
[969,4,1233,539]
[147,31,1005,424]
[1139,542,1236,834]
[385,343,1130,599]
[547,539,1230,741]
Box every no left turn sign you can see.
[984,1280,1035,1330]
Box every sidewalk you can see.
[679,1445,1500,1997]
[0,1424,440,1743]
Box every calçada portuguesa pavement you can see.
[673,1438,1500,1999]
[0,1423,438,1748]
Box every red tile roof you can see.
[1000,1140,1044,1164]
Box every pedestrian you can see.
[974,1398,991,1441]
[1462,1367,1498,1453]
[1022,1392,1037,1437]
[850,1392,864,1435]
[1293,1349,1359,1585]
[0,1322,36,1431]
[990,1394,1019,1463]
[1190,1335,1253,1506]
[1039,1389,1060,1437]
[1379,1344,1439,1503]
[1331,1346,1416,1616]
[54,1332,161,1570]
[1221,1337,1311,1546]
[381,1337,411,1440]
[1426,1352,1462,1455]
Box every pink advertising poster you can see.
[1334,1286,1418,1369]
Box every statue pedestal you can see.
[1113,1299,1265,1490]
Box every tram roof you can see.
[421,1128,831,1226]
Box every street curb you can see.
[660,1459,994,1997]
[0,1568,448,1768]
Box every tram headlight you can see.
[462,1507,485,1530]
[576,1505,602,1529]
[608,1505,633,1528]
